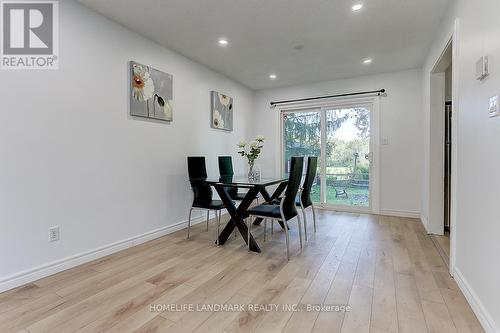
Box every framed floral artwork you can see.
[130,61,173,121]
[211,91,233,131]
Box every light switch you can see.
[382,137,389,145]
[476,56,489,81]
[489,95,499,118]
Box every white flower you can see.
[218,93,231,107]
[213,110,225,129]
[250,141,258,149]
[237,140,246,148]
[154,95,173,120]
[255,135,265,142]
[162,99,173,120]
[132,64,154,101]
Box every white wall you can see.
[445,65,453,101]
[422,0,500,331]
[253,69,423,216]
[0,0,254,290]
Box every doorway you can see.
[429,40,453,266]
[281,101,377,213]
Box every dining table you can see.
[205,176,288,252]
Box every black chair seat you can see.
[248,204,283,219]
[271,197,302,206]
[192,200,226,210]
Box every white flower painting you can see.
[213,110,225,129]
[211,91,233,131]
[130,61,173,122]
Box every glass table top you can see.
[202,176,287,187]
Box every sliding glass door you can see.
[282,103,373,211]
[282,110,322,202]
[324,107,371,208]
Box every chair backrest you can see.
[218,156,234,176]
[187,156,212,203]
[301,156,318,207]
[218,156,238,198]
[282,156,304,220]
[188,156,207,179]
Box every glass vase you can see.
[248,160,255,181]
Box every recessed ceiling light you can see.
[269,74,277,80]
[352,3,363,11]
[362,58,373,64]
[218,38,228,46]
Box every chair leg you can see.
[311,204,317,233]
[187,207,193,239]
[300,204,308,242]
[284,220,290,261]
[271,220,274,235]
[216,210,221,245]
[296,214,303,249]
[206,210,210,231]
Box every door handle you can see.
[365,152,374,165]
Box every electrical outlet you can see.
[49,226,60,242]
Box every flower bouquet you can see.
[237,135,265,180]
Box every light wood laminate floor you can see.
[0,210,484,333]
[431,231,451,266]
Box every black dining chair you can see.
[299,156,318,241]
[218,156,259,203]
[269,156,318,241]
[187,156,224,243]
[247,156,304,260]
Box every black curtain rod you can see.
[270,89,386,107]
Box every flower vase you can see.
[248,160,255,181]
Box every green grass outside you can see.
[325,166,351,174]
[310,183,369,207]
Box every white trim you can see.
[453,267,499,333]
[379,209,420,219]
[320,110,327,204]
[420,214,429,230]
[428,71,446,235]
[449,18,460,277]
[0,215,208,293]
[370,97,381,214]
[316,205,420,219]
[319,203,371,214]
[426,18,460,276]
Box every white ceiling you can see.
[79,0,450,90]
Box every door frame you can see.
[426,19,460,276]
[278,95,381,214]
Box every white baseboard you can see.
[379,209,421,219]
[0,214,207,293]
[420,214,429,229]
[314,206,420,219]
[419,213,445,235]
[453,267,499,333]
